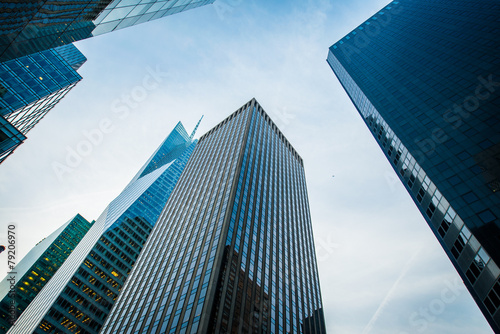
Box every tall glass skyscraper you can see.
[0,43,86,163]
[327,0,499,331]
[101,99,326,334]
[6,120,199,334]
[0,0,215,62]
[0,214,93,333]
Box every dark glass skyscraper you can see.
[0,214,93,333]
[0,0,215,62]
[327,0,499,331]
[0,43,86,163]
[101,99,326,334]
[6,120,199,334]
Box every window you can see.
[478,210,496,223]
[451,225,471,259]
[484,281,500,314]
[466,254,486,285]
[462,191,479,204]
[438,215,452,238]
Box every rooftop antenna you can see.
[190,115,204,140]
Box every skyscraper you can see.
[0,0,215,62]
[327,0,499,331]
[7,120,199,334]
[101,99,326,333]
[0,43,86,163]
[0,214,93,333]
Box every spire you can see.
[190,115,204,140]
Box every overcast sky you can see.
[0,0,494,333]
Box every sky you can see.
[0,0,495,333]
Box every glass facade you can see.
[0,43,85,163]
[101,99,326,334]
[0,0,215,62]
[327,0,500,331]
[7,121,198,334]
[0,214,93,333]
[0,115,25,164]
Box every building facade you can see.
[101,99,326,334]
[7,120,199,334]
[0,0,215,62]
[0,43,86,163]
[327,0,500,331]
[0,214,93,333]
